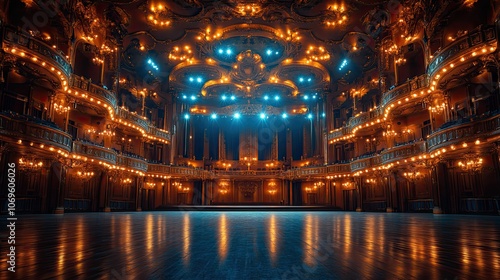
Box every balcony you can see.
[69,74,118,111]
[0,112,72,152]
[72,140,117,165]
[117,154,148,173]
[116,107,150,134]
[380,74,428,109]
[2,27,72,79]
[428,25,497,78]
[379,141,426,165]
[427,113,500,152]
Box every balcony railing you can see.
[116,107,150,133]
[379,141,426,164]
[0,113,72,151]
[428,25,497,77]
[73,140,117,165]
[2,27,72,78]
[427,113,500,152]
[380,74,428,109]
[117,154,148,172]
[70,74,118,109]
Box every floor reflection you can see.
[2,212,500,279]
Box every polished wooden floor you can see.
[1,211,499,279]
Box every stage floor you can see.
[1,211,499,279]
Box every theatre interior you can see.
[1,0,500,215]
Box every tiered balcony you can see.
[2,27,71,85]
[117,154,148,173]
[72,140,117,165]
[428,25,497,78]
[69,74,117,111]
[427,113,500,152]
[0,112,72,152]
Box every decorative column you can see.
[386,171,394,212]
[103,172,111,212]
[355,177,363,212]
[54,162,67,214]
[136,176,143,211]
[431,163,443,214]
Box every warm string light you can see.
[7,47,69,91]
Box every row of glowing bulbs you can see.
[329,44,495,143]
[7,46,170,144]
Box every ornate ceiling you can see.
[30,0,407,115]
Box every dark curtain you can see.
[192,180,203,205]
[225,120,240,160]
[193,117,204,160]
[291,118,304,160]
[257,120,272,160]
[292,181,302,206]
[209,121,219,160]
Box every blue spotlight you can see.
[184,114,190,120]
[307,78,312,82]
[275,51,279,55]
[234,112,241,119]
[196,77,203,83]
[282,113,288,119]
[307,113,313,119]
[339,59,348,71]
[218,49,224,54]
[274,95,280,101]
[312,95,317,99]
[266,49,272,55]
[299,77,304,83]
[264,95,269,100]
[259,113,266,119]
[190,95,196,101]
[304,95,309,100]
[221,95,227,101]
[226,49,232,55]
[182,95,187,99]
[189,77,194,82]
[211,113,217,119]
[230,95,236,101]
[322,112,326,117]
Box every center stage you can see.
[157,205,340,211]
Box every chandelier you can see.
[121,178,133,186]
[305,181,324,193]
[267,181,278,195]
[53,102,70,114]
[145,182,156,189]
[365,178,376,184]
[18,155,43,172]
[147,3,172,28]
[219,181,230,195]
[174,181,190,193]
[458,153,483,173]
[403,170,423,182]
[76,170,95,181]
